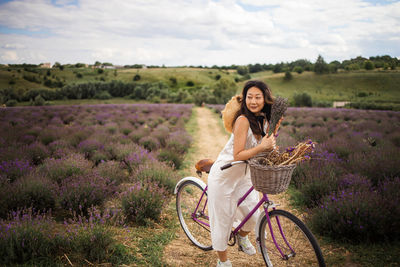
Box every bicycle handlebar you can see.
[220,160,247,171]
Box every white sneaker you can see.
[217,259,232,267]
[238,235,256,255]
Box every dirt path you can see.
[163,107,310,266]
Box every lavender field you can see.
[210,105,400,244]
[0,104,192,265]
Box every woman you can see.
[208,80,277,267]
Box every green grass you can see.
[250,70,400,105]
[0,67,238,93]
[2,66,400,109]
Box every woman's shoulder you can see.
[235,115,249,124]
[233,115,250,132]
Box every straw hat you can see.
[221,94,242,133]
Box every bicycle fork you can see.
[258,195,296,261]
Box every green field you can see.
[1,66,399,108]
[249,70,400,104]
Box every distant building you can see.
[39,62,52,68]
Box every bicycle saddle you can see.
[195,159,214,176]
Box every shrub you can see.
[139,136,160,151]
[128,127,151,143]
[95,160,127,185]
[25,142,50,165]
[293,66,303,74]
[284,71,293,81]
[33,94,46,106]
[157,149,184,169]
[48,139,70,154]
[39,153,91,184]
[0,209,62,265]
[309,180,400,243]
[291,151,344,207]
[5,99,17,107]
[121,181,168,225]
[66,223,115,263]
[38,127,60,145]
[165,130,192,154]
[293,92,312,107]
[94,90,112,100]
[133,74,141,81]
[0,159,33,183]
[7,175,57,214]
[58,173,116,214]
[151,124,170,147]
[347,146,400,186]
[132,161,177,193]
[124,146,155,173]
[77,138,105,157]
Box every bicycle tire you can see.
[176,180,212,251]
[258,209,325,267]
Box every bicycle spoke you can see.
[176,180,212,250]
[259,210,325,267]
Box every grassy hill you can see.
[1,65,399,109]
[0,66,235,93]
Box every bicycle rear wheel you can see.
[176,180,212,250]
[258,209,325,267]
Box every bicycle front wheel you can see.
[258,209,325,267]
[176,180,212,251]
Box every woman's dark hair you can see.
[232,80,273,136]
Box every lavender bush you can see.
[58,173,116,214]
[0,158,33,183]
[6,174,57,216]
[95,160,128,185]
[0,103,192,264]
[132,161,178,193]
[39,153,92,184]
[0,208,62,265]
[121,181,169,225]
[211,106,400,243]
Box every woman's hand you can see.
[260,134,276,152]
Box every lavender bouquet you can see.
[268,96,288,137]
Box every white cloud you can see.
[1,51,18,61]
[0,0,399,65]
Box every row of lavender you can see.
[0,104,192,265]
[209,104,400,243]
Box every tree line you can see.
[3,55,398,75]
[0,79,237,107]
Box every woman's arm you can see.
[233,116,276,161]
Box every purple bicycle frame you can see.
[190,185,295,259]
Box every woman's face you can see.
[245,86,265,115]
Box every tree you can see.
[133,74,141,81]
[293,66,303,74]
[314,55,329,74]
[293,93,312,107]
[237,66,249,75]
[284,71,293,81]
[364,60,374,70]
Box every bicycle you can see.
[174,159,326,266]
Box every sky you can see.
[0,0,399,66]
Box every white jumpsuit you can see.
[208,115,267,251]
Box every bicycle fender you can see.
[255,209,267,240]
[174,176,207,194]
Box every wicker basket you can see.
[248,157,296,194]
